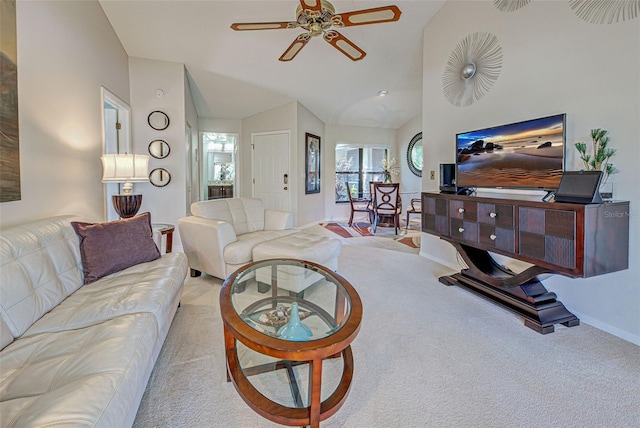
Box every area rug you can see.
[319,221,420,249]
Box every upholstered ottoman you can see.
[252,233,342,295]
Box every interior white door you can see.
[252,131,290,212]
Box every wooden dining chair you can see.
[347,186,371,226]
[405,198,422,231]
[371,183,401,234]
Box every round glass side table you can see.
[219,259,362,428]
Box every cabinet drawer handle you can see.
[458,227,465,233]
[489,212,497,218]
[490,234,497,240]
[458,208,465,213]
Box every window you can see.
[335,145,389,203]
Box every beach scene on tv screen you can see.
[457,115,564,189]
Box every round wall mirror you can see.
[148,139,170,159]
[149,168,171,187]
[407,132,423,177]
[147,111,170,130]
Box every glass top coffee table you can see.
[219,259,362,428]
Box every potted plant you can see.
[380,157,400,183]
[575,128,618,199]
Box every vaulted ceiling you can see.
[99,1,445,129]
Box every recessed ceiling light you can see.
[378,90,389,97]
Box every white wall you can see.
[297,103,325,226]
[129,57,188,249]
[0,1,129,228]
[199,118,242,134]
[324,125,397,221]
[421,0,640,343]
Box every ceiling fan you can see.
[230,0,402,62]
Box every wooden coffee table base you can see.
[224,327,354,428]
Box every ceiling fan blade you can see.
[279,34,311,61]
[299,0,323,15]
[332,5,402,27]
[323,30,366,61]
[230,21,298,31]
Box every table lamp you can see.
[101,153,149,218]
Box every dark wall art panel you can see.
[0,0,21,202]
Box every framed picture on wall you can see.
[305,133,320,194]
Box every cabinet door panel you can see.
[478,203,514,227]
[519,207,545,234]
[519,231,546,260]
[545,210,575,240]
[450,200,477,221]
[423,196,449,236]
[545,236,575,268]
[451,219,478,242]
[495,204,515,228]
[479,224,514,253]
[519,207,576,268]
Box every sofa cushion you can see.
[72,212,160,284]
[224,229,298,265]
[0,319,13,351]
[191,198,266,235]
[0,216,83,340]
[0,313,157,428]
[22,253,187,352]
[253,233,342,271]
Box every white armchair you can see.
[178,197,297,279]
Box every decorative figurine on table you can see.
[277,303,312,341]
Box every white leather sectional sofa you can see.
[179,197,297,279]
[0,215,188,427]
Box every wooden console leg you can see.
[441,243,579,334]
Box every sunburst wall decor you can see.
[442,32,503,108]
[493,0,531,12]
[569,0,639,24]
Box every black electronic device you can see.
[554,171,603,204]
[440,163,457,193]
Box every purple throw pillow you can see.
[72,212,161,284]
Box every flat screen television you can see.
[456,113,566,191]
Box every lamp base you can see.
[112,194,142,219]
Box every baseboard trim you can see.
[572,313,640,346]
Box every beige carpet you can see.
[133,240,640,427]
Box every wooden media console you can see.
[422,192,630,334]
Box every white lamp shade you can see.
[101,154,149,183]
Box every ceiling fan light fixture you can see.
[309,22,323,37]
[231,1,401,62]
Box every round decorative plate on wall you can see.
[148,111,170,130]
[148,139,170,159]
[149,168,171,187]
